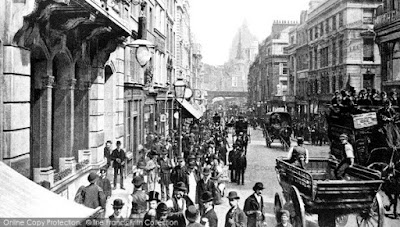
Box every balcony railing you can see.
[375,10,400,28]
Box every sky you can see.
[190,0,311,65]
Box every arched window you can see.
[392,41,400,81]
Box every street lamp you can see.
[173,78,187,157]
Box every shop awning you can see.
[0,162,99,220]
[177,99,203,119]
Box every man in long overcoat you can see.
[111,141,126,190]
[244,182,265,227]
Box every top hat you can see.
[203,167,211,175]
[297,137,304,144]
[88,172,98,182]
[132,176,144,187]
[148,191,161,202]
[253,182,265,191]
[339,134,348,140]
[174,182,187,192]
[112,199,124,209]
[227,191,240,200]
[185,205,199,222]
[201,191,214,203]
[156,203,169,215]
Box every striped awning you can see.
[177,99,203,119]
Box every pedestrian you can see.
[228,145,238,183]
[109,199,127,227]
[143,191,161,227]
[334,134,355,180]
[159,150,173,201]
[200,191,218,227]
[166,182,194,227]
[275,209,292,227]
[244,182,265,227]
[225,191,246,227]
[104,140,112,169]
[171,156,188,186]
[130,176,148,219]
[287,137,309,169]
[185,205,203,227]
[187,161,200,205]
[111,141,126,190]
[82,172,106,211]
[196,167,216,214]
[146,151,160,192]
[96,168,112,199]
[155,202,180,227]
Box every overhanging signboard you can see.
[352,112,377,129]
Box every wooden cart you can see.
[275,157,384,227]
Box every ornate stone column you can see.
[58,78,77,172]
[33,75,55,186]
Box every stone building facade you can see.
[375,0,400,93]
[0,0,202,199]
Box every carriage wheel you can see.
[274,192,285,222]
[356,193,384,227]
[289,186,306,227]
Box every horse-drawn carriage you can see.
[262,112,292,150]
[274,105,400,226]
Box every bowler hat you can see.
[188,161,196,168]
[177,156,184,161]
[280,209,290,217]
[297,137,304,144]
[201,191,214,203]
[227,191,240,200]
[253,182,265,191]
[148,191,161,202]
[100,168,107,173]
[116,141,121,145]
[174,182,187,192]
[132,176,144,187]
[88,172,98,182]
[196,153,203,158]
[203,167,211,175]
[339,134,348,140]
[112,199,124,209]
[185,205,199,222]
[188,154,196,160]
[156,203,169,215]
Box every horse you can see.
[367,147,400,219]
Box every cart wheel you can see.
[274,192,285,222]
[289,186,306,227]
[356,193,384,227]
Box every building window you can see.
[280,63,288,75]
[131,3,138,18]
[309,51,313,69]
[363,38,374,61]
[326,18,330,34]
[332,41,337,65]
[339,12,343,27]
[314,47,318,69]
[148,7,153,32]
[320,47,329,67]
[232,77,238,87]
[339,40,343,63]
[309,29,313,41]
[130,49,137,82]
[320,22,324,36]
[332,15,336,30]
[363,9,374,24]
[314,27,318,39]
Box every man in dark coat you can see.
[244,182,265,227]
[143,191,161,227]
[186,205,203,227]
[159,150,173,201]
[197,167,216,214]
[130,176,148,219]
[225,191,246,227]
[166,182,194,227]
[104,141,112,169]
[111,141,126,190]
[82,172,107,210]
[109,199,127,227]
[170,156,188,186]
[96,168,112,199]
[200,191,218,227]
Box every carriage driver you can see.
[334,134,355,180]
[287,137,309,169]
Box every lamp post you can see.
[173,78,187,157]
